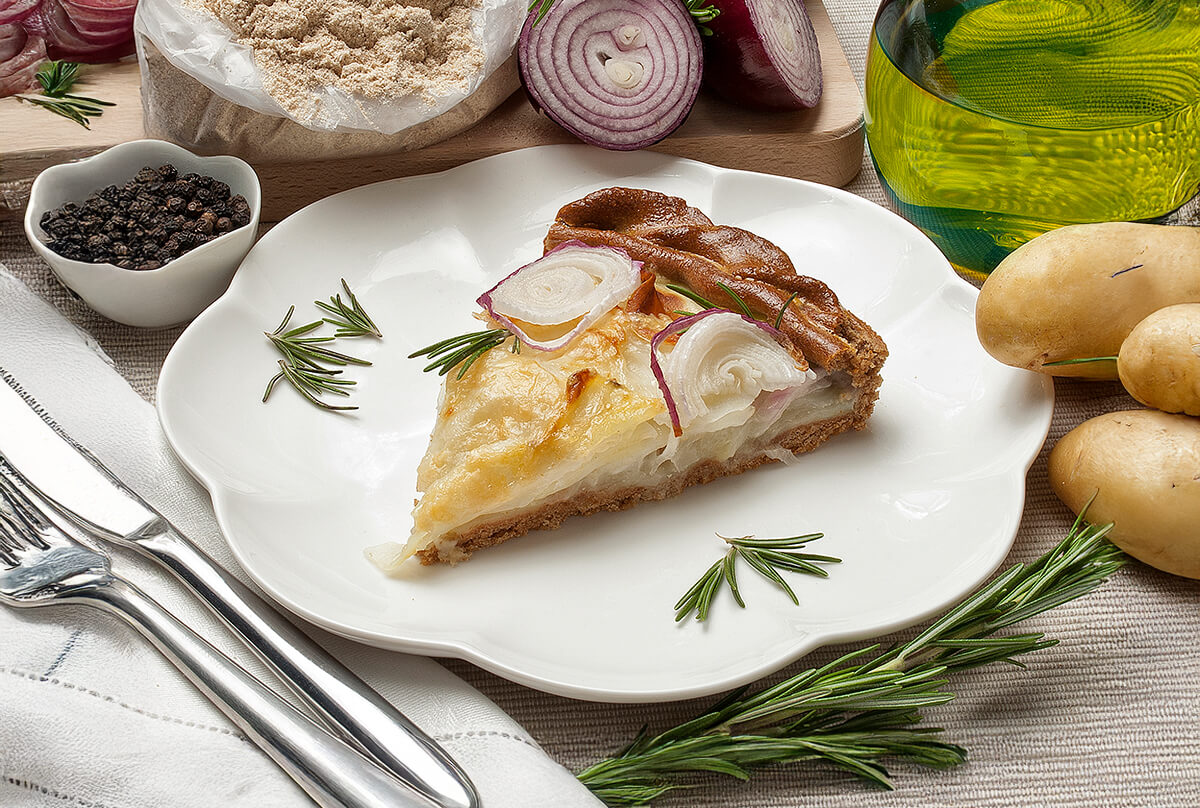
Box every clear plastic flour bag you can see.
[134,0,525,161]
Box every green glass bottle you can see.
[865,0,1200,277]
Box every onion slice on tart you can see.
[651,309,814,435]
[478,240,642,351]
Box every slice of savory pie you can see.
[367,188,887,570]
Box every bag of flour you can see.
[134,0,525,161]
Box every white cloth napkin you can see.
[0,266,604,808]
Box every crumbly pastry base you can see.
[416,309,885,565]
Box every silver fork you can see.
[0,461,437,808]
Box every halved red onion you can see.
[704,0,823,109]
[650,309,810,435]
[0,0,39,26]
[478,241,642,351]
[518,0,703,150]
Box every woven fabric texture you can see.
[2,1,1198,804]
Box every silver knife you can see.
[0,367,479,808]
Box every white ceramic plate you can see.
[158,145,1052,703]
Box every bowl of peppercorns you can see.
[24,139,261,328]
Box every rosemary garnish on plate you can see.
[675,533,840,622]
[316,279,383,338]
[409,327,520,379]
[578,514,1125,805]
[262,280,382,411]
[16,61,115,129]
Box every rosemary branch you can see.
[408,327,519,379]
[666,282,801,331]
[675,533,840,622]
[16,61,114,129]
[316,278,383,338]
[262,282,382,411]
[1042,356,1118,367]
[579,514,1125,805]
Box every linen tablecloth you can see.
[3,1,1198,805]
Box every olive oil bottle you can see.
[865,0,1200,276]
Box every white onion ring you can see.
[651,309,812,435]
[478,240,642,351]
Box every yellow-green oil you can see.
[865,0,1200,277]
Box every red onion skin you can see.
[704,0,823,109]
[20,0,134,63]
[0,24,43,95]
[0,0,40,26]
[518,0,704,151]
[0,22,31,61]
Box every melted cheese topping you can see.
[362,304,857,571]
[403,308,671,559]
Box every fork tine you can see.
[0,459,53,551]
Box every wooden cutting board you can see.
[0,1,863,223]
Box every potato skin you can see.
[1118,304,1200,416]
[1049,410,1200,579]
[976,223,1200,379]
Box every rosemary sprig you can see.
[262,283,381,411]
[265,307,372,370]
[1042,356,1118,367]
[579,514,1126,804]
[667,282,801,333]
[774,291,801,329]
[684,0,722,35]
[263,360,358,411]
[665,283,719,311]
[16,61,114,129]
[316,278,383,338]
[675,533,840,622]
[408,328,518,379]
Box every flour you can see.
[192,0,485,120]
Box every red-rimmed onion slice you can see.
[705,0,823,109]
[478,241,642,352]
[650,309,814,436]
[518,0,703,150]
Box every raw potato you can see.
[1049,409,1200,579]
[1118,304,1200,416]
[976,223,1200,379]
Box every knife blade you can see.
[0,367,158,539]
[0,366,478,808]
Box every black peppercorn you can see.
[40,163,252,270]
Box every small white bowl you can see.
[24,140,261,328]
